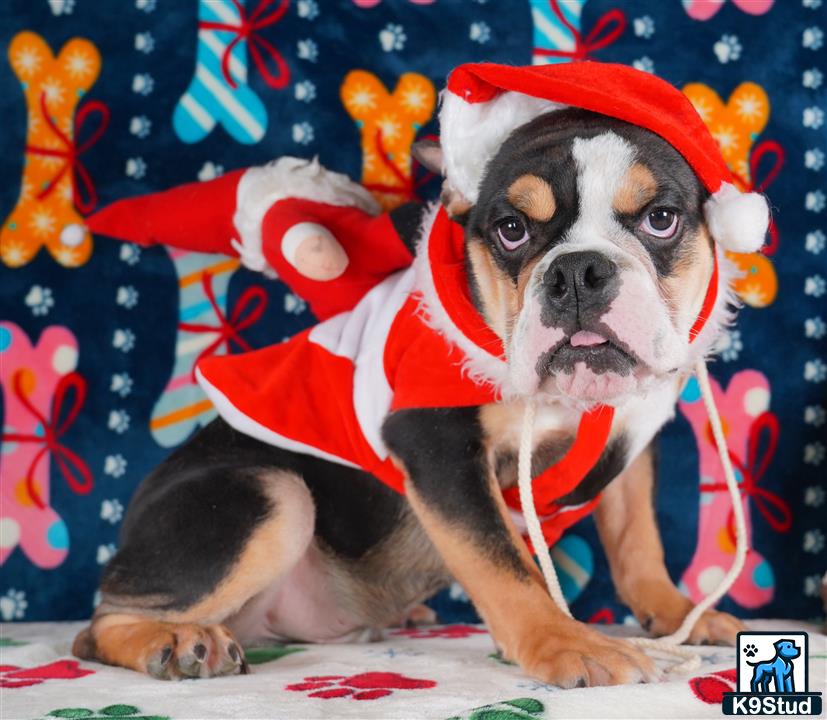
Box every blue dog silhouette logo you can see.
[747,639,800,693]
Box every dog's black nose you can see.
[543,251,618,310]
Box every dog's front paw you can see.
[514,621,661,688]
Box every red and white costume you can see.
[88,62,770,547]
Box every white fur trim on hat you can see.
[232,156,381,278]
[704,182,769,254]
[439,89,564,204]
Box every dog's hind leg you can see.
[73,465,314,679]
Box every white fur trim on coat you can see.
[232,156,381,277]
[412,203,511,393]
[704,182,769,254]
[439,89,564,204]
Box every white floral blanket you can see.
[1,620,823,720]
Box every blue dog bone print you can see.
[173,0,268,144]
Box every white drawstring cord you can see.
[517,357,748,676]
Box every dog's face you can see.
[458,109,716,404]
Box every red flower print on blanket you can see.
[286,671,436,700]
[390,624,487,639]
[0,659,94,688]
[689,668,737,704]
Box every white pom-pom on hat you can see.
[704,182,769,254]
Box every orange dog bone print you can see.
[683,81,781,308]
[2,31,106,269]
[341,70,436,212]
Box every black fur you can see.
[389,202,427,255]
[555,434,629,506]
[382,406,530,579]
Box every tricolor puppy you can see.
[75,63,769,687]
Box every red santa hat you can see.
[440,62,769,254]
[86,157,381,276]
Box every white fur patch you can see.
[232,156,380,277]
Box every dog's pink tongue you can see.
[570,330,608,347]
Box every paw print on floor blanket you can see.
[285,671,436,700]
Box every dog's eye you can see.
[496,217,529,250]
[640,208,678,239]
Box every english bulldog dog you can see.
[74,63,768,688]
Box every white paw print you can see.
[806,230,825,253]
[294,79,316,102]
[134,31,155,53]
[469,21,491,44]
[804,485,825,507]
[297,0,319,19]
[119,243,141,265]
[125,157,147,179]
[803,26,824,50]
[805,274,826,297]
[198,161,224,181]
[804,441,826,465]
[296,38,318,62]
[379,23,406,52]
[803,106,824,129]
[284,293,307,315]
[100,498,124,524]
[713,34,742,64]
[292,121,314,145]
[112,328,136,352]
[97,543,117,564]
[633,15,655,39]
[47,0,75,15]
[804,404,826,426]
[803,0,822,8]
[802,528,825,553]
[110,372,133,398]
[806,190,825,212]
[805,148,825,170]
[108,409,131,434]
[805,316,826,339]
[803,67,823,89]
[25,284,54,316]
[135,0,156,12]
[803,574,822,597]
[130,115,152,139]
[104,453,128,478]
[804,358,827,382]
[632,56,655,74]
[0,589,27,620]
[132,72,154,96]
[715,328,742,362]
[116,285,139,309]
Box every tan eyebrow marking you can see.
[613,163,658,214]
[507,174,556,222]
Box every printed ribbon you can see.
[1,370,92,509]
[24,92,110,215]
[700,410,791,544]
[533,0,626,61]
[362,130,437,203]
[730,140,785,256]
[179,271,267,378]
[198,0,290,89]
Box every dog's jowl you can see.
[76,62,769,686]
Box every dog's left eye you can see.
[496,217,529,250]
[640,208,678,239]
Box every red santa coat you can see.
[197,204,601,545]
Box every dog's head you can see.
[416,108,725,406]
[774,640,801,660]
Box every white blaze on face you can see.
[509,131,690,402]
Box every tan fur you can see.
[594,445,744,644]
[661,225,715,335]
[613,163,657,214]
[508,174,556,222]
[467,239,518,339]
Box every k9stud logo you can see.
[722,631,822,716]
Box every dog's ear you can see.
[412,139,473,221]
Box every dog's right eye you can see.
[496,217,529,250]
